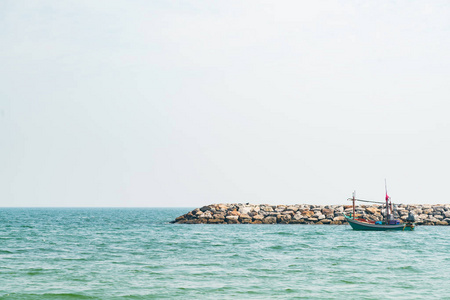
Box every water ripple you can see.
[1,208,449,299]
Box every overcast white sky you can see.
[1,0,450,207]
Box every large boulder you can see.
[365,207,379,215]
[418,214,428,220]
[322,208,333,215]
[200,206,212,212]
[262,206,274,212]
[302,210,314,217]
[227,210,240,216]
[213,213,225,220]
[239,206,252,215]
[208,219,223,224]
[275,205,286,212]
[279,214,292,223]
[286,206,299,212]
[293,213,302,220]
[216,204,229,211]
[239,214,252,222]
[199,211,213,219]
[226,219,239,224]
[262,216,277,224]
[252,214,264,221]
[334,206,344,213]
[433,206,445,212]
[333,216,345,222]
[290,219,304,224]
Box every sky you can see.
[1,0,450,207]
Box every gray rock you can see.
[322,208,333,215]
[293,213,302,220]
[286,206,299,212]
[252,214,264,220]
[262,216,277,224]
[419,214,428,220]
[434,206,445,212]
[213,214,225,220]
[239,207,252,215]
[239,214,252,220]
[208,219,223,224]
[199,211,213,219]
[200,206,211,212]
[335,206,344,213]
[262,206,274,212]
[279,214,292,223]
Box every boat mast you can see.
[352,191,356,219]
[385,179,389,224]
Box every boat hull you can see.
[345,215,414,231]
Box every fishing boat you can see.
[344,185,415,231]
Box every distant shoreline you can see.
[172,203,450,225]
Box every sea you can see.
[1,208,449,299]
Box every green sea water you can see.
[1,208,449,299]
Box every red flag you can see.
[385,193,389,201]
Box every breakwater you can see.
[172,203,450,225]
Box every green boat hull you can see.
[344,215,415,231]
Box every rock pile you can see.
[172,203,450,225]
